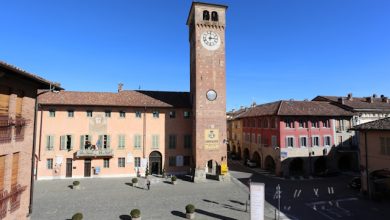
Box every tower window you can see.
[211,11,218,21]
[203,10,210,21]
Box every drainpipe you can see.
[143,106,146,159]
[28,85,57,216]
[364,131,370,199]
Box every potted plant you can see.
[145,166,149,177]
[73,181,80,190]
[171,175,177,185]
[162,168,166,178]
[72,213,83,220]
[185,204,195,219]
[132,178,138,187]
[130,209,141,220]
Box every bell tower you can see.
[187,2,228,182]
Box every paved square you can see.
[31,177,253,220]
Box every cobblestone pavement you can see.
[31,176,257,220]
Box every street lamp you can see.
[28,85,60,216]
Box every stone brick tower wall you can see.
[187,2,228,182]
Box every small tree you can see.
[72,213,83,220]
[130,209,141,218]
[145,166,149,177]
[171,176,177,182]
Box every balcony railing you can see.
[76,148,114,158]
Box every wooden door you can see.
[84,159,91,177]
[66,158,72,177]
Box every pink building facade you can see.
[237,100,354,177]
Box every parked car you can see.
[348,177,361,190]
[245,160,257,168]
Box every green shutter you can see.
[107,135,111,148]
[70,135,74,150]
[60,135,65,150]
[80,135,85,150]
[46,135,50,150]
[50,135,55,150]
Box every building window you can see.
[257,119,262,128]
[103,159,110,168]
[98,135,111,149]
[134,157,141,167]
[169,156,176,167]
[337,119,345,131]
[251,133,255,143]
[86,110,93,117]
[81,135,91,149]
[169,135,177,149]
[47,159,53,169]
[286,137,294,147]
[322,120,330,128]
[184,156,190,166]
[135,111,142,118]
[134,135,142,149]
[312,136,320,147]
[270,118,276,128]
[203,10,210,21]
[285,119,294,128]
[184,135,192,148]
[257,135,261,146]
[152,110,159,118]
[60,135,73,150]
[380,137,390,156]
[46,135,54,151]
[105,111,111,118]
[49,110,55,117]
[169,111,176,118]
[211,11,218,21]
[68,110,74,118]
[118,135,125,149]
[152,135,159,149]
[271,136,277,147]
[300,136,307,147]
[324,136,331,146]
[118,157,125,168]
[311,120,319,128]
[119,111,126,118]
[298,120,307,128]
[184,111,191,119]
[262,119,268,128]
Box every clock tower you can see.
[187,2,229,182]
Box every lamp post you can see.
[28,85,59,216]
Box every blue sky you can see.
[1,0,389,111]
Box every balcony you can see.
[76,148,114,158]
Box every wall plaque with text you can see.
[204,129,219,149]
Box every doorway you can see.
[149,151,162,175]
[84,159,91,177]
[66,158,72,177]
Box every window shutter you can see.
[60,136,65,150]
[0,155,6,190]
[122,135,126,148]
[46,135,50,150]
[80,135,85,149]
[11,153,19,187]
[50,135,55,150]
[70,135,74,150]
[98,135,103,148]
[118,135,121,148]
[107,135,111,148]
[0,87,10,115]
[15,93,23,118]
[285,137,288,147]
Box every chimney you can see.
[381,94,385,98]
[251,102,256,107]
[382,97,389,103]
[118,83,123,92]
[373,94,377,98]
[338,97,344,104]
[347,93,353,100]
[366,97,373,103]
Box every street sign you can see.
[250,182,265,220]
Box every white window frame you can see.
[324,135,331,147]
[286,136,294,148]
[271,135,277,147]
[312,136,320,147]
[299,136,308,148]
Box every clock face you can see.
[206,89,217,101]
[201,31,221,50]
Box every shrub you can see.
[132,178,138,184]
[73,181,80,186]
[185,204,195,213]
[130,209,141,218]
[72,213,83,220]
[171,176,177,182]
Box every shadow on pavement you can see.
[119,214,131,220]
[171,210,186,218]
[229,200,245,205]
[203,199,219,204]
[195,209,237,220]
